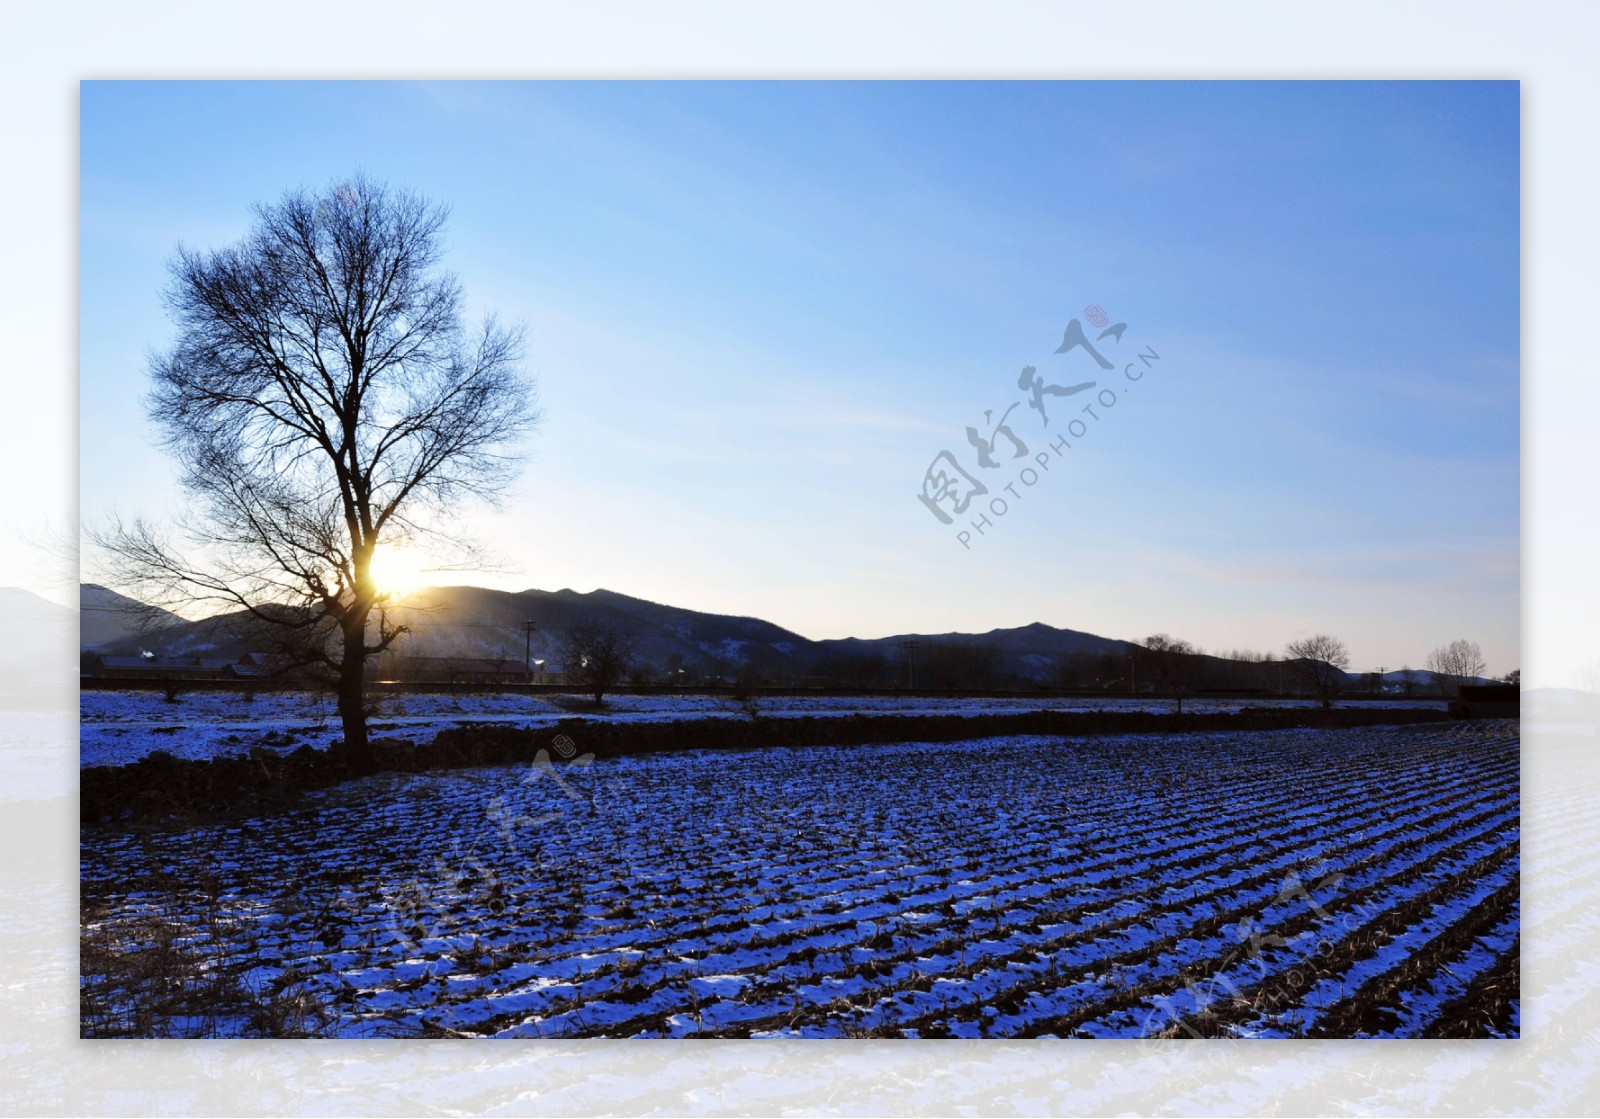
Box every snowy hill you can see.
[80,584,184,650]
[80,582,1133,685]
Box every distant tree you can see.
[1205,647,1266,692]
[1392,664,1412,697]
[92,175,536,773]
[1426,639,1486,696]
[728,661,765,718]
[1138,634,1202,714]
[1501,669,1521,686]
[1284,634,1350,708]
[563,618,637,705]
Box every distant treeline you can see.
[82,640,1462,697]
[816,643,1427,696]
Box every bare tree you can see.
[1578,659,1600,694]
[1137,634,1204,714]
[1284,634,1350,709]
[93,175,537,772]
[1427,639,1486,696]
[563,618,637,706]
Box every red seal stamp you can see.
[1084,304,1109,328]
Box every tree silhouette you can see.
[563,618,637,706]
[95,175,536,772]
[1427,638,1486,695]
[1284,634,1350,709]
[1138,633,1202,714]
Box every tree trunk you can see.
[336,624,375,775]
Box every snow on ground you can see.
[79,720,1517,1039]
[78,689,1448,767]
[2,712,76,801]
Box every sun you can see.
[367,545,435,597]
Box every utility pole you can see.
[524,620,537,684]
[900,639,919,690]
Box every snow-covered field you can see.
[78,689,1449,767]
[79,719,1517,1039]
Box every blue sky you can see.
[79,80,1519,673]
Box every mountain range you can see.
[71,582,1502,691]
[80,584,184,649]
[80,583,1133,686]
